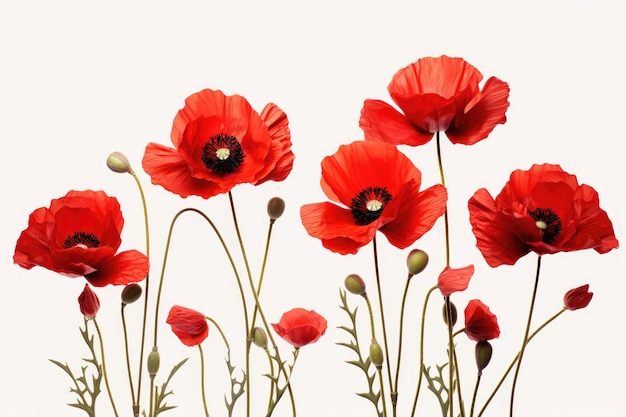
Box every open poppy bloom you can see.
[468,163,619,267]
[142,88,294,199]
[563,284,593,311]
[438,264,475,296]
[272,308,327,348]
[464,299,500,342]
[166,305,209,347]
[14,190,149,287]
[360,55,510,146]
[300,141,447,255]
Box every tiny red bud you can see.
[563,284,593,311]
[78,284,100,319]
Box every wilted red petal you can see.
[272,308,327,348]
[166,305,209,347]
[464,299,500,342]
[438,265,475,296]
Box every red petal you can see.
[85,250,149,287]
[360,99,434,146]
[255,102,295,184]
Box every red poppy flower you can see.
[142,88,294,199]
[272,308,327,348]
[14,190,149,287]
[438,264,474,296]
[78,284,100,319]
[300,141,447,255]
[166,305,209,347]
[468,163,619,267]
[563,284,593,311]
[360,55,510,146]
[464,299,500,342]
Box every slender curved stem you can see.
[198,344,211,417]
[470,374,482,417]
[392,274,413,409]
[509,255,542,417]
[93,318,120,417]
[121,306,137,412]
[410,285,438,417]
[435,132,450,267]
[445,296,455,417]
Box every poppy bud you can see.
[563,284,593,311]
[106,151,132,174]
[369,339,384,369]
[251,327,268,349]
[121,283,143,305]
[147,346,160,378]
[442,301,457,326]
[78,284,100,319]
[407,249,429,276]
[475,341,493,374]
[267,197,286,221]
[344,274,367,296]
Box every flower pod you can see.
[78,284,100,319]
[252,327,268,349]
[106,151,132,173]
[442,301,458,326]
[407,249,429,276]
[344,274,367,296]
[147,347,160,378]
[563,284,593,311]
[267,197,286,221]
[475,340,493,374]
[121,283,143,305]
[369,339,384,369]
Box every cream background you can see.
[1,1,624,416]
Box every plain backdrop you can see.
[1,1,624,417]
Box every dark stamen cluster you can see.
[64,232,101,249]
[350,186,392,225]
[528,207,562,244]
[201,133,244,176]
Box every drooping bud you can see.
[475,341,493,374]
[121,283,143,305]
[147,346,160,378]
[251,327,268,349]
[369,339,384,369]
[442,301,458,326]
[267,197,286,221]
[344,274,367,296]
[78,284,100,319]
[106,151,132,174]
[407,249,429,277]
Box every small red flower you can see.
[300,141,447,254]
[564,284,593,311]
[14,190,149,287]
[468,163,619,267]
[438,265,474,296]
[78,284,100,319]
[166,305,209,347]
[142,88,294,199]
[464,299,500,342]
[360,55,510,146]
[272,308,327,348]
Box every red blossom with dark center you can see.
[464,299,500,342]
[564,284,593,311]
[272,308,327,348]
[142,89,294,199]
[468,163,618,267]
[360,55,510,146]
[14,190,149,287]
[166,305,209,347]
[300,141,447,255]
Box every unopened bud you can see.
[475,341,493,374]
[407,249,429,276]
[251,327,268,349]
[267,197,286,221]
[369,339,384,369]
[106,151,132,173]
[147,346,160,378]
[121,283,143,305]
[442,301,457,326]
[344,274,367,296]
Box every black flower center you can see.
[350,186,392,225]
[64,232,101,249]
[528,207,562,244]
[201,134,245,176]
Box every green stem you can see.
[392,274,413,410]
[509,255,542,417]
[470,373,482,417]
[121,305,137,413]
[477,307,565,417]
[409,285,438,417]
[445,296,454,417]
[435,132,450,267]
[198,344,211,417]
[93,318,120,417]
